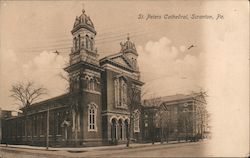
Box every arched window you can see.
[88,103,98,131]
[122,82,127,106]
[114,79,119,106]
[86,77,91,90]
[118,119,123,140]
[86,35,89,49]
[78,35,81,50]
[111,118,117,140]
[114,77,127,108]
[90,78,95,91]
[90,37,94,50]
[124,119,129,139]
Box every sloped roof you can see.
[100,52,137,72]
[143,93,203,107]
[20,93,70,110]
[160,93,197,102]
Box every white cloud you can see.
[0,38,205,110]
[138,37,205,98]
[0,50,68,110]
[21,51,69,98]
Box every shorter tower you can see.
[120,35,139,71]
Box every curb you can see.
[0,140,196,153]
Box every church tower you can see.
[65,8,102,92]
[70,9,98,66]
[64,9,103,146]
[120,35,139,70]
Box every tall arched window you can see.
[114,79,119,106]
[122,82,127,106]
[86,76,91,90]
[90,37,94,50]
[114,77,127,108]
[118,119,123,140]
[78,35,81,50]
[111,118,117,140]
[86,35,89,49]
[90,78,95,91]
[124,119,129,139]
[88,103,98,131]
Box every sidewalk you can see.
[0,140,188,152]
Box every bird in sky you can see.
[53,50,59,55]
[187,45,196,50]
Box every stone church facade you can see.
[1,9,209,147]
[1,9,144,147]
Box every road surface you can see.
[0,141,211,158]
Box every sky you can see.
[0,1,206,109]
[0,1,249,156]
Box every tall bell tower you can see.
[64,9,103,146]
[65,9,102,93]
[70,9,99,66]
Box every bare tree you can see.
[157,104,171,144]
[10,81,48,108]
[143,94,162,145]
[126,82,145,147]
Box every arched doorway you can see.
[118,119,123,140]
[111,118,117,141]
[124,119,129,140]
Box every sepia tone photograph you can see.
[0,0,249,157]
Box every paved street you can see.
[0,141,210,158]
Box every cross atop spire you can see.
[82,3,85,13]
[127,33,130,41]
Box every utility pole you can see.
[46,106,49,150]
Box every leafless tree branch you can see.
[9,81,48,108]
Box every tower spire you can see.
[82,3,85,13]
[127,33,130,41]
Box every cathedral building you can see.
[1,9,209,147]
[1,9,144,147]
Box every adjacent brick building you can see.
[142,93,209,143]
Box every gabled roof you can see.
[100,52,138,73]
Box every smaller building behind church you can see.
[141,93,209,143]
